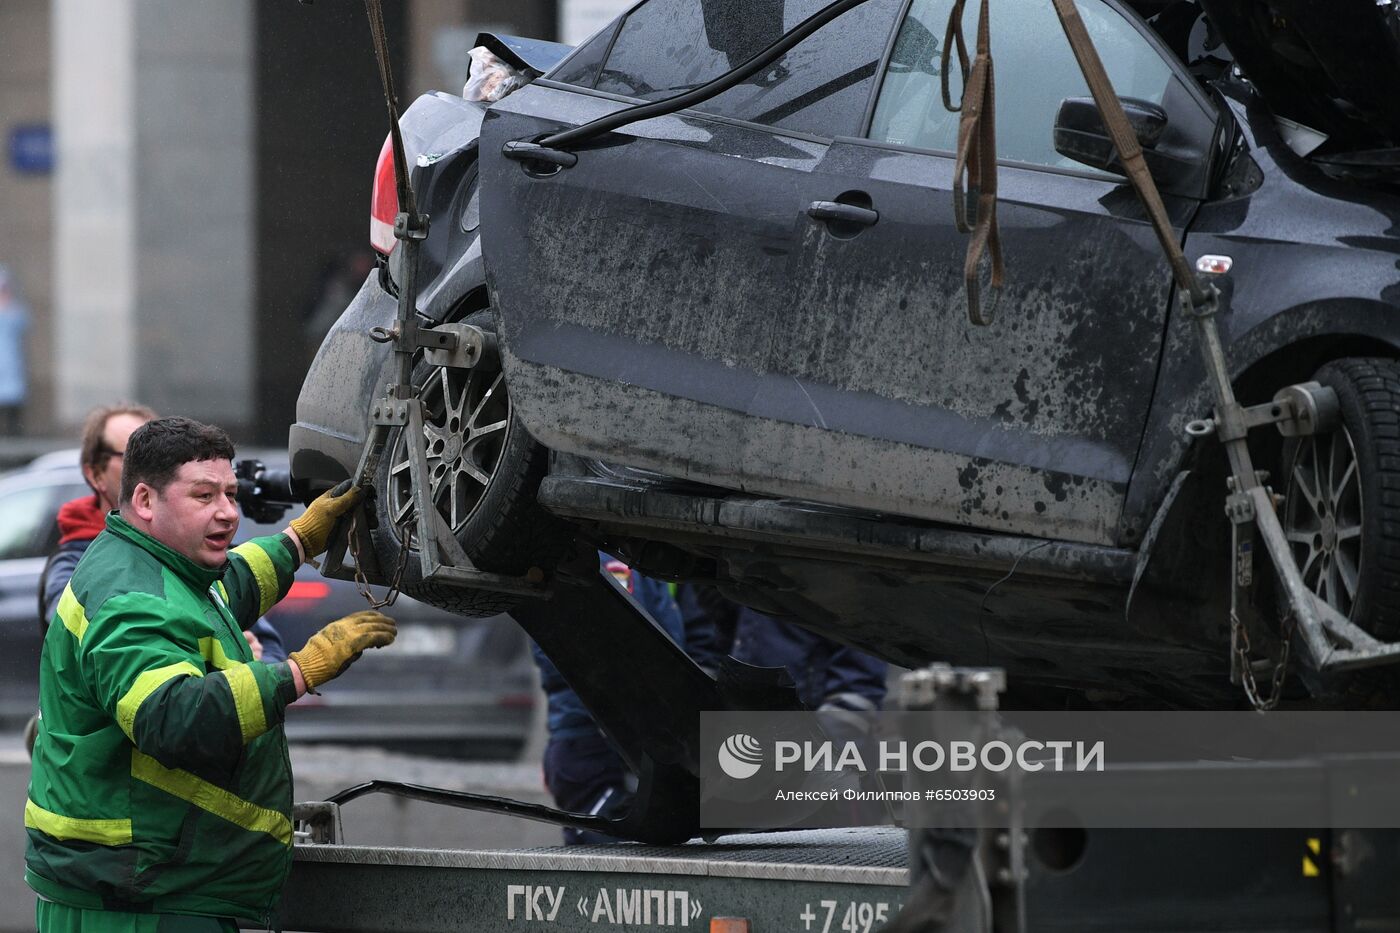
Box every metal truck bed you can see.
[280,828,908,932]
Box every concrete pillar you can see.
[53,0,253,430]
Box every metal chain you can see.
[1233,608,1295,711]
[347,510,412,609]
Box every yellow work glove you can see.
[288,610,398,690]
[289,480,363,559]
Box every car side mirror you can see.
[1054,96,1168,176]
[1054,85,1220,201]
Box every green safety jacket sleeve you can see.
[221,534,300,629]
[80,593,297,774]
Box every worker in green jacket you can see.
[25,417,397,931]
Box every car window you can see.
[550,18,620,89]
[0,484,59,560]
[868,0,1172,170]
[702,0,904,136]
[592,0,903,137]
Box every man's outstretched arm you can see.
[221,483,363,626]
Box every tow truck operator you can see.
[24,417,396,932]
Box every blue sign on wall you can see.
[9,124,54,175]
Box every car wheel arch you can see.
[1146,300,1400,491]
[418,241,490,324]
[1127,321,1399,603]
[1231,330,1400,404]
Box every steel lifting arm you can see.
[316,0,548,602]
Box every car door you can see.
[782,0,1222,545]
[479,0,906,491]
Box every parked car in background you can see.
[0,453,535,759]
[0,462,89,732]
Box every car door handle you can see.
[502,140,578,170]
[806,201,879,226]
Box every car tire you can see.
[368,311,570,616]
[1276,358,1400,706]
[1281,358,1400,639]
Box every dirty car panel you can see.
[479,0,1221,547]
[290,271,397,490]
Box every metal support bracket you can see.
[399,396,547,597]
[333,363,545,597]
[1224,489,1256,526]
[1185,381,1339,442]
[293,801,341,845]
[422,322,496,370]
[323,0,544,595]
[1183,271,1400,689]
[369,395,412,427]
[393,209,430,242]
[1246,483,1400,673]
[888,665,1025,933]
[318,160,540,596]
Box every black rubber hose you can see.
[539,0,879,151]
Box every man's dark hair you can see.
[120,417,236,505]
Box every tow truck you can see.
[275,2,1400,928]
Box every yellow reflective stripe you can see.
[56,585,89,641]
[131,750,291,845]
[221,663,267,744]
[198,636,235,671]
[231,542,279,616]
[214,580,229,604]
[115,661,203,741]
[25,798,132,846]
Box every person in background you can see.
[681,588,890,823]
[677,585,889,715]
[0,266,30,435]
[531,553,694,844]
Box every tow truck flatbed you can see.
[280,828,908,932]
[277,823,1396,932]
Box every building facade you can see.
[1,0,564,443]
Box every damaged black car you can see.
[292,0,1400,713]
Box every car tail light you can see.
[370,134,398,255]
[283,581,331,603]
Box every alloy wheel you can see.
[1283,424,1364,618]
[387,364,510,545]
